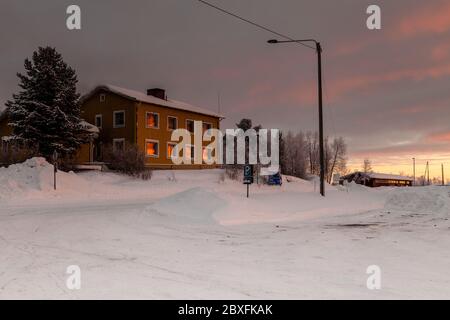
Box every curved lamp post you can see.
[268,39,325,197]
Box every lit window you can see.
[167,143,177,159]
[168,116,178,130]
[146,140,159,157]
[203,147,214,163]
[95,114,102,128]
[113,111,125,128]
[146,112,159,128]
[113,139,125,152]
[186,119,194,133]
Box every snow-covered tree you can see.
[281,131,308,179]
[363,159,373,173]
[6,46,83,159]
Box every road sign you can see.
[243,165,254,198]
[243,165,254,185]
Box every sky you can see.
[1,0,449,178]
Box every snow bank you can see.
[147,187,227,224]
[0,157,91,201]
[385,186,450,215]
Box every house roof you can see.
[344,171,413,181]
[365,172,414,181]
[80,120,99,134]
[81,84,225,119]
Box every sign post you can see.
[243,165,254,198]
[53,150,58,190]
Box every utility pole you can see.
[442,164,445,186]
[412,157,416,186]
[426,161,430,185]
[317,42,325,197]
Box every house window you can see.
[113,138,125,152]
[113,110,125,128]
[95,142,102,160]
[146,112,159,129]
[95,114,102,128]
[167,142,177,159]
[203,122,212,133]
[167,116,178,130]
[145,140,159,157]
[100,94,106,102]
[186,119,195,133]
[203,147,214,163]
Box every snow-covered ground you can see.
[0,158,449,299]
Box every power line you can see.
[196,0,315,50]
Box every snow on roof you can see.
[365,172,413,181]
[1,136,14,142]
[83,85,224,119]
[79,120,99,134]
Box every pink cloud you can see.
[432,42,450,61]
[325,63,450,101]
[428,131,450,143]
[394,2,450,38]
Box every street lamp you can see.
[267,39,325,197]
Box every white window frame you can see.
[100,93,106,102]
[113,110,125,128]
[113,138,125,152]
[95,114,103,129]
[167,116,178,131]
[145,112,160,129]
[167,142,178,160]
[145,139,160,158]
[186,119,195,133]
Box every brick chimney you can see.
[147,88,166,100]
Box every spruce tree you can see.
[6,46,83,159]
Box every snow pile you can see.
[385,186,450,215]
[0,158,53,199]
[0,157,90,200]
[148,187,227,224]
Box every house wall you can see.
[80,89,137,151]
[135,101,221,167]
[74,143,92,164]
[0,115,12,138]
[80,90,221,169]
